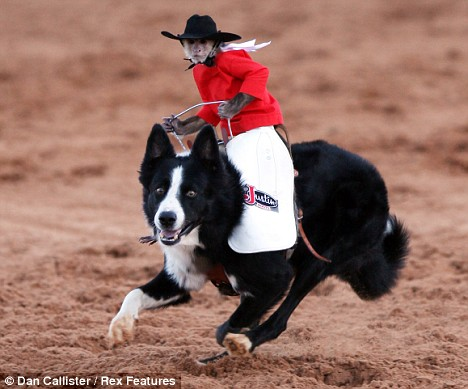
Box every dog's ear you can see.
[191,125,220,170]
[144,124,176,160]
[139,124,175,188]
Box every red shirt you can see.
[193,50,283,136]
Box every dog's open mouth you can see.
[158,222,199,245]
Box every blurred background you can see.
[1,1,467,387]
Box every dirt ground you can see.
[1,1,467,388]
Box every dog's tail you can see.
[382,215,410,277]
[345,215,410,300]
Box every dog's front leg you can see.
[216,253,293,356]
[215,294,260,343]
[215,294,270,356]
[108,268,190,347]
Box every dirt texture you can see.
[1,1,467,388]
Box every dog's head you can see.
[139,124,222,246]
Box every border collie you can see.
[108,124,409,360]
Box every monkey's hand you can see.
[218,93,255,119]
[162,115,180,133]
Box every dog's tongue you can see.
[160,229,180,240]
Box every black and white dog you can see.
[108,124,409,359]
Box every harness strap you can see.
[206,264,239,296]
[297,209,331,263]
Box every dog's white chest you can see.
[162,230,208,291]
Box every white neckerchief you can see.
[220,39,271,53]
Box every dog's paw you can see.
[107,289,144,348]
[223,333,252,356]
[107,313,136,348]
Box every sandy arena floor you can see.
[1,1,467,388]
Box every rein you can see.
[163,101,233,151]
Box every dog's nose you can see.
[158,211,177,228]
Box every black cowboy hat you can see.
[161,14,241,42]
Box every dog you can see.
[108,124,409,360]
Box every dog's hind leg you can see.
[108,268,190,347]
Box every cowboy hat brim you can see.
[161,30,241,42]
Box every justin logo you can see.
[243,184,278,212]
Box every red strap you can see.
[206,263,230,285]
[297,209,331,263]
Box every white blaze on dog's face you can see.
[152,163,207,290]
[182,39,216,64]
[154,166,185,242]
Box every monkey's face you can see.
[182,39,216,64]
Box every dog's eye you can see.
[186,190,197,198]
[155,187,165,195]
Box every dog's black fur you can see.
[109,124,409,356]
